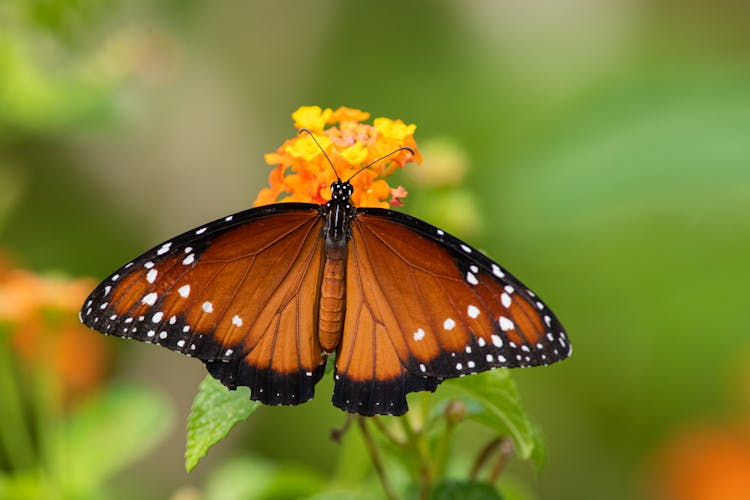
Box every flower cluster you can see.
[254,106,422,208]
[0,259,110,404]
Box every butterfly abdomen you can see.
[319,244,346,352]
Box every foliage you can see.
[185,376,259,472]
[186,370,543,498]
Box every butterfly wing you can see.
[80,203,328,405]
[332,208,571,416]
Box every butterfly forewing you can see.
[331,208,570,415]
[81,204,329,404]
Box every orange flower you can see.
[254,105,422,208]
[645,421,750,500]
[0,264,111,404]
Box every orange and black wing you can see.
[81,203,328,406]
[333,208,571,416]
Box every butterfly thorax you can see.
[318,181,356,352]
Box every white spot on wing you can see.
[225,349,233,356]
[501,292,512,308]
[157,242,172,255]
[491,334,503,347]
[146,269,158,283]
[232,315,243,327]
[477,337,486,347]
[182,254,195,265]
[460,244,472,253]
[443,318,456,330]
[151,312,163,323]
[178,285,190,297]
[202,301,213,313]
[142,293,158,306]
[499,316,515,331]
[413,328,426,341]
[195,227,207,235]
[491,265,504,278]
[466,272,478,285]
[467,305,480,318]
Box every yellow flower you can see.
[286,133,332,162]
[374,117,417,140]
[340,142,368,166]
[256,105,421,208]
[292,106,333,132]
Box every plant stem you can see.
[432,417,456,480]
[471,436,514,483]
[370,417,407,447]
[358,417,399,500]
[470,437,502,480]
[0,334,35,470]
[488,437,514,484]
[400,415,432,500]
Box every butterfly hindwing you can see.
[81,203,328,405]
[331,208,570,415]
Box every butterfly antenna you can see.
[298,128,341,180]
[345,146,415,182]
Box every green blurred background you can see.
[2,1,750,498]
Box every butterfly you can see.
[80,143,571,416]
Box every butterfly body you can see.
[318,181,356,351]
[81,180,571,416]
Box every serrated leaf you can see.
[185,375,260,472]
[430,480,503,500]
[437,371,545,470]
[57,384,173,495]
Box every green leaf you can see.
[185,375,260,472]
[437,371,545,470]
[430,480,503,500]
[57,384,173,496]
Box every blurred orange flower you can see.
[646,421,750,500]
[255,105,422,208]
[0,262,111,404]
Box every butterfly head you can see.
[330,181,354,202]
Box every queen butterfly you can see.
[80,139,570,417]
